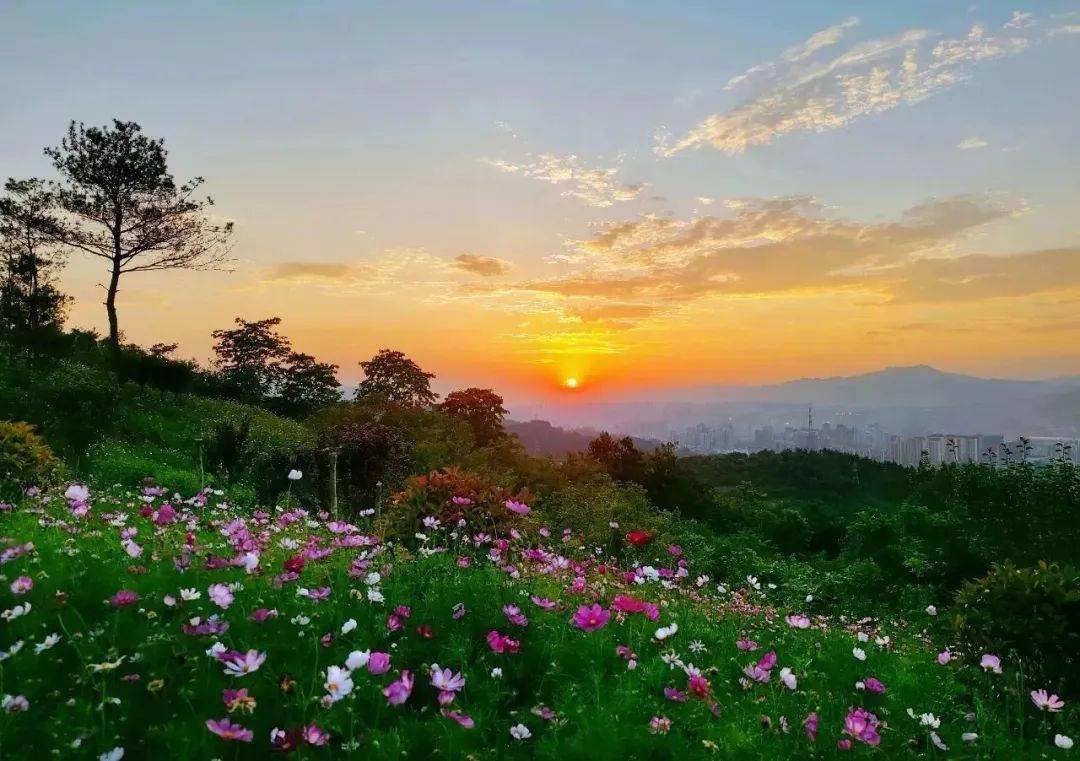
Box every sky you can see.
[2,0,1079,404]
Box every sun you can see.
[564,377,579,389]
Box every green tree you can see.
[212,316,339,415]
[0,179,69,349]
[438,387,508,446]
[356,349,437,407]
[42,120,232,345]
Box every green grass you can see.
[1,484,1075,758]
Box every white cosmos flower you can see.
[98,748,124,761]
[1055,735,1073,750]
[852,648,866,661]
[345,650,370,671]
[180,588,200,601]
[509,724,532,741]
[654,623,679,641]
[34,633,61,654]
[324,665,354,702]
[341,618,357,635]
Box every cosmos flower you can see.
[1031,689,1065,712]
[980,654,1002,674]
[324,666,354,702]
[383,670,414,706]
[221,650,266,677]
[206,718,253,742]
[572,604,611,632]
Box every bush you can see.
[380,466,534,543]
[0,420,61,493]
[952,561,1080,687]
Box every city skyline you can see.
[3,1,1079,403]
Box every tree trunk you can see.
[106,258,121,346]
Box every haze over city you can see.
[4,1,1079,408]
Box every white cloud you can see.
[1047,24,1080,36]
[482,151,646,208]
[725,17,859,90]
[660,20,1036,156]
[1004,10,1035,30]
[958,136,989,150]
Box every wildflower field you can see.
[1,481,1074,759]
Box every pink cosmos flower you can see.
[208,583,234,610]
[206,717,253,742]
[785,613,811,629]
[430,664,466,704]
[487,630,521,654]
[441,709,475,728]
[736,637,759,651]
[451,496,473,506]
[649,716,672,734]
[1031,689,1065,712]
[367,652,391,674]
[110,590,138,607]
[664,686,687,702]
[251,608,278,622]
[505,499,530,515]
[864,677,886,694]
[10,576,32,595]
[687,673,711,699]
[572,604,611,632]
[383,670,414,706]
[531,595,557,613]
[937,649,952,665]
[842,707,881,746]
[221,649,266,677]
[302,724,330,746]
[805,712,819,742]
[503,605,528,627]
[980,653,1002,674]
[222,688,256,714]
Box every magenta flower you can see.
[736,637,759,651]
[383,670,415,706]
[649,716,672,734]
[804,712,819,742]
[1031,689,1065,712]
[110,589,138,607]
[663,687,687,702]
[572,604,611,632]
[367,651,391,674]
[503,605,528,627]
[441,709,475,728]
[842,707,881,746]
[487,630,521,654]
[302,724,330,746]
[206,717,253,742]
[530,595,557,610]
[505,499,530,516]
[937,649,952,665]
[864,677,886,694]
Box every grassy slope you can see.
[1,487,1073,759]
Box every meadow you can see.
[0,477,1075,759]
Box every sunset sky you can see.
[3,1,1079,403]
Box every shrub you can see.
[380,466,534,542]
[952,561,1080,687]
[0,420,61,492]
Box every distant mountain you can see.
[505,419,663,457]
[508,366,1080,440]
[721,365,1074,408]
